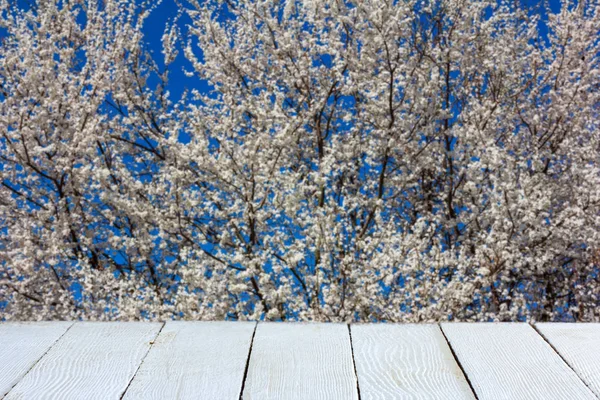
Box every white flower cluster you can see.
[1,0,599,322]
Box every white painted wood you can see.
[351,324,475,400]
[0,322,73,397]
[535,323,600,397]
[5,322,162,400]
[122,321,255,400]
[242,323,358,400]
[441,323,596,400]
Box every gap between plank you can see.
[530,323,600,399]
[347,324,362,400]
[438,324,480,400]
[238,321,258,400]
[119,321,166,400]
[2,321,76,400]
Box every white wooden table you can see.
[0,322,598,400]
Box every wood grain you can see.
[5,321,162,400]
[242,323,358,400]
[535,323,600,397]
[351,324,475,399]
[0,322,73,397]
[122,321,256,400]
[441,323,596,400]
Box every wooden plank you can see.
[441,323,597,400]
[242,323,358,400]
[5,322,162,400]
[122,321,256,400]
[0,322,73,397]
[535,323,600,397]
[351,324,475,399]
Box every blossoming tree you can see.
[1,0,599,322]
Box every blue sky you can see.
[144,0,198,100]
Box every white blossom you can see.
[1,0,599,322]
